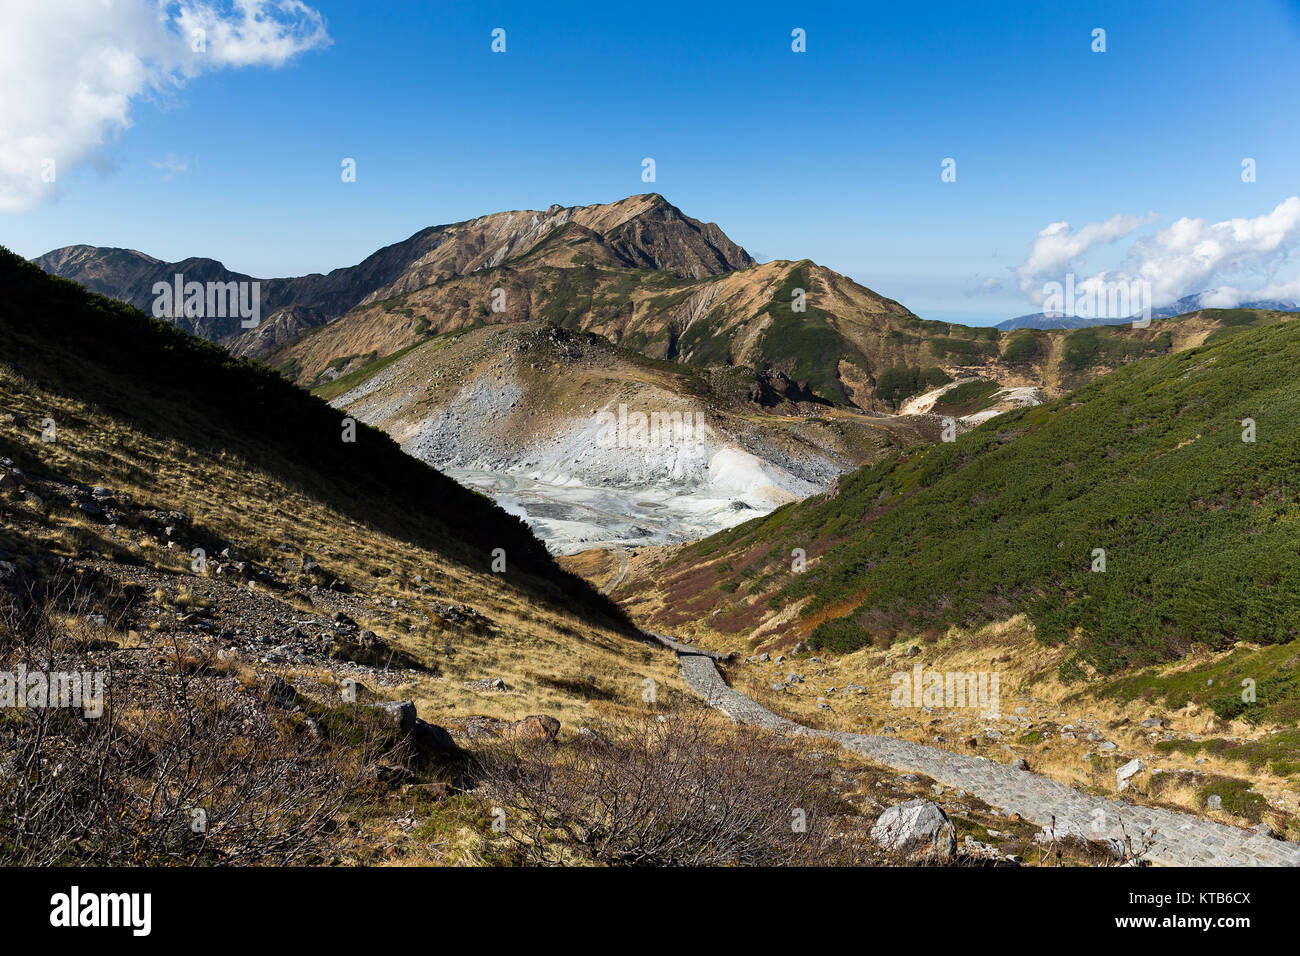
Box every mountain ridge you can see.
[997,292,1300,330]
[37,196,1299,418]
[33,194,753,356]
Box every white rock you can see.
[1116,758,1146,791]
[870,799,957,863]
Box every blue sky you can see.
[4,0,1300,324]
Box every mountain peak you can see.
[34,195,755,344]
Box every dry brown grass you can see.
[1,362,685,732]
[596,553,1300,834]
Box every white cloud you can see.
[1015,213,1155,301]
[1196,279,1300,309]
[965,274,1004,297]
[1127,196,1300,307]
[151,152,193,180]
[0,0,329,213]
[1014,198,1300,310]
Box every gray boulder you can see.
[1116,758,1146,791]
[870,799,957,863]
[372,700,417,733]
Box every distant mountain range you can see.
[996,292,1300,330]
[33,195,1298,417]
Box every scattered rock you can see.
[372,700,417,734]
[263,675,298,709]
[375,764,416,786]
[1116,758,1146,791]
[513,714,560,742]
[870,799,957,864]
[463,716,504,739]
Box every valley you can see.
[13,194,1300,869]
[314,321,920,552]
[584,314,1300,844]
[40,196,1294,557]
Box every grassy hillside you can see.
[0,247,615,610]
[6,245,1045,867]
[0,242,692,734]
[632,317,1300,700]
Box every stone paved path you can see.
[600,549,628,596]
[646,632,1300,867]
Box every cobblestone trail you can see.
[645,632,1300,867]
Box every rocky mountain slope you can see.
[43,194,1277,417]
[267,241,1295,417]
[314,321,930,553]
[33,195,751,357]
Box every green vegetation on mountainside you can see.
[755,265,869,403]
[1062,325,1172,370]
[873,366,953,409]
[686,319,1300,697]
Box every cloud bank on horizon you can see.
[1010,197,1300,312]
[0,0,329,214]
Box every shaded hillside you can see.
[0,247,619,623]
[0,246,695,866]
